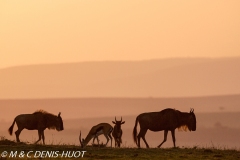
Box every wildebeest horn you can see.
[58,112,61,117]
[115,116,117,122]
[120,116,122,122]
[190,108,194,113]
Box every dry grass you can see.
[0,137,239,160]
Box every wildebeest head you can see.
[187,109,196,131]
[56,112,64,131]
[112,117,125,130]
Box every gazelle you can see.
[112,117,125,147]
[79,123,113,148]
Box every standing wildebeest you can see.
[112,117,125,147]
[8,110,64,144]
[133,108,196,148]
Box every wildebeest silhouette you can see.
[133,108,196,148]
[8,110,64,144]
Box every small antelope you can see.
[112,117,125,147]
[79,123,113,148]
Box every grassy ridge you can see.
[0,138,239,159]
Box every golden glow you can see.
[1,0,240,68]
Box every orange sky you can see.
[1,0,240,68]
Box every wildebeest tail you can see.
[8,118,16,135]
[133,116,139,145]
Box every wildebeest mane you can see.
[33,110,54,116]
[33,110,59,130]
[178,125,189,131]
[175,109,194,132]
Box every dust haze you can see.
[1,96,240,149]
[1,58,240,149]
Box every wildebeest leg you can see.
[42,131,45,145]
[138,128,149,148]
[15,128,24,142]
[35,130,42,144]
[171,130,176,147]
[157,130,168,148]
[142,135,149,148]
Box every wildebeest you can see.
[8,110,64,144]
[133,108,196,148]
[112,117,125,147]
[79,123,113,148]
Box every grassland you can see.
[0,138,239,160]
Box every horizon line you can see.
[1,56,240,70]
[1,93,240,101]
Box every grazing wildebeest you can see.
[79,123,113,148]
[133,108,196,148]
[112,117,125,147]
[8,110,64,144]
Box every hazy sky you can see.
[1,0,240,68]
